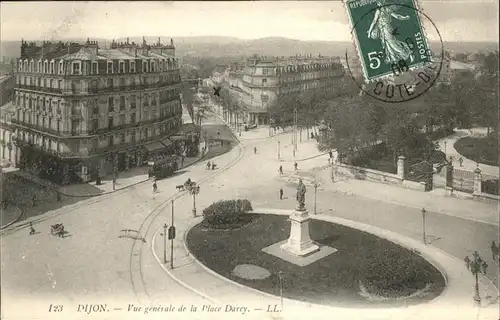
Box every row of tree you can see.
[207,51,497,163]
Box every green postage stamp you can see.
[345,0,433,82]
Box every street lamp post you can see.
[160,223,168,264]
[468,251,484,304]
[278,271,284,311]
[313,181,319,215]
[444,141,447,154]
[170,200,175,269]
[277,140,281,160]
[188,182,200,217]
[422,208,427,245]
[293,108,297,158]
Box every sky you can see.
[1,1,498,42]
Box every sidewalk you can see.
[9,140,209,198]
[0,204,22,229]
[434,128,498,177]
[316,168,498,226]
[211,108,327,162]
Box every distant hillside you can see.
[2,36,497,61]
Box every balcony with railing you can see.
[73,81,182,96]
[17,84,63,94]
[11,112,181,140]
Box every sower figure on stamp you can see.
[367,0,414,64]
[296,178,306,211]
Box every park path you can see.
[434,128,498,177]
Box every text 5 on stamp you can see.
[345,0,432,83]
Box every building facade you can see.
[228,55,345,125]
[8,38,184,184]
[0,75,15,107]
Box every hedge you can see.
[202,199,253,229]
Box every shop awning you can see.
[161,138,172,147]
[144,142,166,152]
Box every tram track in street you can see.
[128,134,246,304]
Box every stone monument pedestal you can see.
[280,209,319,256]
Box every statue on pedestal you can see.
[296,178,306,211]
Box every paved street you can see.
[1,112,498,320]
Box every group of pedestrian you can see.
[448,155,465,167]
[277,163,298,176]
[464,254,488,275]
[206,161,217,170]
[276,163,300,200]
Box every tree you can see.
[217,86,244,126]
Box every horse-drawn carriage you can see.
[50,223,65,238]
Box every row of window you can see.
[105,93,180,112]
[16,91,180,117]
[280,71,342,83]
[18,76,63,89]
[278,81,330,94]
[17,111,62,131]
[14,118,181,154]
[18,58,179,76]
[17,74,181,94]
[16,111,180,141]
[276,63,341,74]
[17,95,62,114]
[104,105,179,128]
[90,74,181,90]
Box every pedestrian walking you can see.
[153,182,158,193]
[278,165,283,176]
[491,241,498,260]
[459,157,463,167]
[32,195,36,207]
[482,260,488,275]
[464,256,471,270]
[29,222,35,235]
[254,147,257,154]
[211,163,216,170]
[279,188,284,200]
[294,162,298,171]
[329,150,333,159]
[206,161,211,170]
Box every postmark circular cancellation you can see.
[344,0,444,103]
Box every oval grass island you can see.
[186,213,446,308]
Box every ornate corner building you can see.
[9,37,185,184]
[228,55,345,125]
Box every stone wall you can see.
[334,155,426,192]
